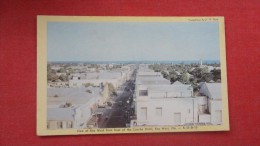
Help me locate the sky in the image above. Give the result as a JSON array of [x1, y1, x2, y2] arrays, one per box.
[[47, 21, 220, 62]]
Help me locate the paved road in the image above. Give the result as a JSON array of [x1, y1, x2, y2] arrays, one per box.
[[98, 82, 133, 128], [98, 70, 136, 128]]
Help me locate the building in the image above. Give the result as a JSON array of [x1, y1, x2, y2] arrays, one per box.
[[47, 87, 105, 129], [136, 75, 171, 85], [132, 84, 208, 126], [199, 82, 222, 125], [69, 71, 129, 88], [131, 65, 222, 127]]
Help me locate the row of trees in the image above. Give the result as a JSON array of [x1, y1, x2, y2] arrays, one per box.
[[47, 64, 69, 82], [47, 64, 124, 82], [107, 83, 117, 96], [150, 64, 221, 86]]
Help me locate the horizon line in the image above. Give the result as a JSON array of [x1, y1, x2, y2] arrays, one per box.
[[48, 59, 220, 63]]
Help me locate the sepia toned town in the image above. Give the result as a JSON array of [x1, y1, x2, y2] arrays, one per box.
[[47, 60, 222, 129]]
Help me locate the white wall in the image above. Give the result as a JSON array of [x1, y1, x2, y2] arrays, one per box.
[[133, 73, 223, 126], [47, 121, 75, 129], [135, 95, 208, 126], [136, 97, 204, 126], [209, 100, 222, 125], [199, 114, 211, 123], [193, 96, 208, 122]]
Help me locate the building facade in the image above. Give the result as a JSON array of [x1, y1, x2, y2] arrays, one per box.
[[131, 65, 222, 127], [47, 87, 104, 129]]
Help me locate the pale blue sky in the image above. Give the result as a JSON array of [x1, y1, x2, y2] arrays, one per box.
[[47, 22, 220, 62]]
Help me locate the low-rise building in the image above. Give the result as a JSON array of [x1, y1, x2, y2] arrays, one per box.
[[132, 84, 207, 126], [199, 82, 222, 125], [47, 87, 104, 129], [69, 71, 128, 88], [131, 65, 222, 127]]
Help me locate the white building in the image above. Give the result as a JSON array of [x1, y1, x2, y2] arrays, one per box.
[[136, 76, 171, 85], [132, 84, 208, 126], [131, 65, 223, 127], [47, 87, 104, 129], [69, 71, 128, 88], [199, 82, 222, 125]]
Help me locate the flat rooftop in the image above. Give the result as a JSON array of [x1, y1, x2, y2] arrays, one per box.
[[47, 107, 75, 121], [71, 72, 123, 80], [47, 87, 102, 105]]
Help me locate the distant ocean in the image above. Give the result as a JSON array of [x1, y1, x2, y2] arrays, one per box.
[[49, 60, 220, 65]]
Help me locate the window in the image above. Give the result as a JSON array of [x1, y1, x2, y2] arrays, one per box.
[[57, 121, 63, 129], [139, 90, 148, 96], [66, 121, 73, 128], [141, 107, 147, 120], [199, 104, 207, 114], [156, 107, 162, 117]]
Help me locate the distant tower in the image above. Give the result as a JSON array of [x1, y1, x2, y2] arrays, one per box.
[[200, 58, 203, 66]]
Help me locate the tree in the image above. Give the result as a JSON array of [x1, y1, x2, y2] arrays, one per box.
[[84, 83, 94, 87], [57, 68, 66, 73], [47, 73, 59, 82], [161, 71, 169, 79], [151, 64, 163, 72], [190, 67, 208, 83], [203, 73, 214, 82], [107, 83, 115, 95], [211, 69, 221, 81], [179, 73, 189, 84], [189, 77, 198, 88], [67, 68, 74, 74], [59, 74, 68, 81], [63, 102, 72, 108], [168, 71, 179, 83], [86, 89, 92, 93]]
